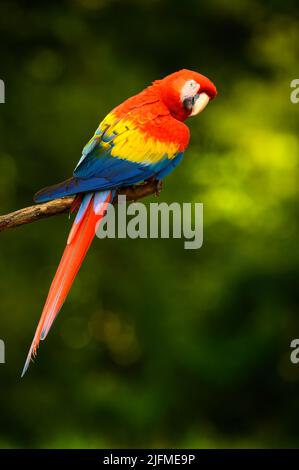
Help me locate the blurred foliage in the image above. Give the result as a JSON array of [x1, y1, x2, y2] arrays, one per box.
[[0, 0, 299, 449]]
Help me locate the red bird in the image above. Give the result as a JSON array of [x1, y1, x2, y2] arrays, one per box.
[[22, 69, 217, 376]]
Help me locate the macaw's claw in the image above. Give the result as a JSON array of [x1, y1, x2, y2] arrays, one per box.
[[154, 179, 163, 197], [146, 177, 163, 197]]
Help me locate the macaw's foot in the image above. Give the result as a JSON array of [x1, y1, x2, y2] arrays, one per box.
[[146, 177, 163, 197], [154, 179, 163, 196]]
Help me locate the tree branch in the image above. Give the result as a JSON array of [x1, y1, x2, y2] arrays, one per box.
[[0, 180, 162, 232]]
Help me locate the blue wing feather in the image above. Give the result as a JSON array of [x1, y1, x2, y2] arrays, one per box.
[[34, 117, 184, 203]]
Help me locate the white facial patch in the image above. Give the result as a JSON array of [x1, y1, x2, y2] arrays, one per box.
[[180, 79, 201, 101]]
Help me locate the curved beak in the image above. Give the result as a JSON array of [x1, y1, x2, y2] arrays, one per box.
[[190, 92, 210, 116]]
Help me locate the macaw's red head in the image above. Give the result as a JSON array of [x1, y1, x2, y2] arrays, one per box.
[[155, 69, 217, 122]]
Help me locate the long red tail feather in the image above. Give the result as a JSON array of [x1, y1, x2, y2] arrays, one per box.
[[21, 190, 113, 377]]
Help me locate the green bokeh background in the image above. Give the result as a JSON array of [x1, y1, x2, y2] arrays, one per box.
[[0, 0, 298, 448]]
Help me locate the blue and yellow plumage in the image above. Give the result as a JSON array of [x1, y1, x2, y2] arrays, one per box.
[[35, 109, 186, 202]]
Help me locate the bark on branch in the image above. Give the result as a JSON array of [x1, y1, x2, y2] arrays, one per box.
[[0, 180, 162, 232]]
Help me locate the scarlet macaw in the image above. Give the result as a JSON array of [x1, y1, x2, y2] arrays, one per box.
[[22, 69, 217, 376]]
